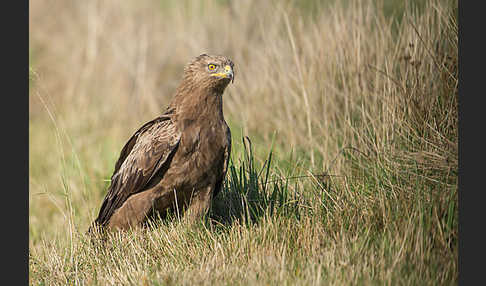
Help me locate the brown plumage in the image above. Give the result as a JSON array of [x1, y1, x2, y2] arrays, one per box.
[[91, 54, 234, 231]]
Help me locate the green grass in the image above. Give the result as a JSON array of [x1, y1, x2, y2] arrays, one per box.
[[29, 0, 457, 284], [29, 137, 457, 284], [29, 130, 457, 284]]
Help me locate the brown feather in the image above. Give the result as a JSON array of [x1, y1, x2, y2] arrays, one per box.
[[95, 114, 181, 226], [91, 54, 234, 231]]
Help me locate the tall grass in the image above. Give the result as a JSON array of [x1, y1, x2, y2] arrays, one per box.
[[29, 0, 457, 284]]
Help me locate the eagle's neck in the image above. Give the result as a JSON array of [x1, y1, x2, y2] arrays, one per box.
[[169, 83, 226, 125]]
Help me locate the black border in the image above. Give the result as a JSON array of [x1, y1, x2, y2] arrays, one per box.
[[458, 0, 478, 285], [8, 0, 29, 283]]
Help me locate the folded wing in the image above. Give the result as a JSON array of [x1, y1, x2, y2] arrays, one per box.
[[94, 115, 181, 227]]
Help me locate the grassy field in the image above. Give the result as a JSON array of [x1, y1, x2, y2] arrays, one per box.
[[29, 0, 458, 285]]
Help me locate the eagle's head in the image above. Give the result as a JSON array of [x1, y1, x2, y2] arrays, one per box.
[[181, 54, 235, 93]]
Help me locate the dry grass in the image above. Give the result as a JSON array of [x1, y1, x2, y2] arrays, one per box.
[[29, 0, 457, 285]]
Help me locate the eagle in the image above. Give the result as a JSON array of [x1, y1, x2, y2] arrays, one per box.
[[90, 54, 234, 231]]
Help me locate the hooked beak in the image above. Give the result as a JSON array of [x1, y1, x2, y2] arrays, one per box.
[[224, 65, 234, 83], [211, 65, 234, 83]]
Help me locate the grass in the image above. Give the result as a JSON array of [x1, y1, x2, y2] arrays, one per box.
[[29, 0, 457, 284]]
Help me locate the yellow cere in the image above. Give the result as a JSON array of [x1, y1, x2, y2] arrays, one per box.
[[211, 65, 232, 78]]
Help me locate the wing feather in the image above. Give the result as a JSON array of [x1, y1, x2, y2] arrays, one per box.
[[95, 115, 181, 226]]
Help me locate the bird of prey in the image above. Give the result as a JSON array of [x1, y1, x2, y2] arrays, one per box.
[[90, 54, 234, 231]]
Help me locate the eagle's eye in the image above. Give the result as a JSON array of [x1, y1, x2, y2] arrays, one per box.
[[208, 64, 217, 71]]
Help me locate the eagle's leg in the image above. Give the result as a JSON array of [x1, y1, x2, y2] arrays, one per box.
[[183, 186, 213, 223]]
